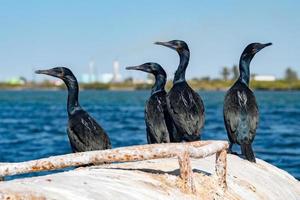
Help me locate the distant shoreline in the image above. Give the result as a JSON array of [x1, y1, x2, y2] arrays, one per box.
[[1, 80, 300, 91], [0, 88, 299, 92]]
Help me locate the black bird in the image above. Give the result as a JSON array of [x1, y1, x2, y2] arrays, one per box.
[[126, 63, 177, 143], [35, 67, 111, 152], [155, 40, 205, 142], [223, 42, 272, 162]]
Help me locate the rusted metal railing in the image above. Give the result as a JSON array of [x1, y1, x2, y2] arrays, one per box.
[[0, 140, 228, 193]]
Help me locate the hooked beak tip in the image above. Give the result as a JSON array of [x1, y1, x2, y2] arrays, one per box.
[[265, 42, 272, 47], [154, 41, 164, 45], [35, 70, 43, 74], [126, 66, 136, 70]]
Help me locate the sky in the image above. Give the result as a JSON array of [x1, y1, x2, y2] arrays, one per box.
[[0, 0, 300, 82]]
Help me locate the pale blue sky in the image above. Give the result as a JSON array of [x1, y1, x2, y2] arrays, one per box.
[[0, 0, 299, 81]]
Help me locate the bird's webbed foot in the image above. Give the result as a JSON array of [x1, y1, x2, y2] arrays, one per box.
[[227, 143, 238, 155], [228, 151, 239, 155]]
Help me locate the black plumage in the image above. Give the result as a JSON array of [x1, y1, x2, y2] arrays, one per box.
[[155, 40, 205, 142], [126, 63, 176, 143], [35, 67, 111, 152], [223, 42, 272, 162]]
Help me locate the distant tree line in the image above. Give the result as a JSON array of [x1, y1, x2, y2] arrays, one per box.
[[285, 67, 298, 81], [219, 66, 298, 81], [220, 65, 239, 81]]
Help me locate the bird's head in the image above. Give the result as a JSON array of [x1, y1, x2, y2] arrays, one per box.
[[154, 40, 189, 54], [35, 67, 76, 82], [242, 42, 272, 58], [126, 62, 166, 77]]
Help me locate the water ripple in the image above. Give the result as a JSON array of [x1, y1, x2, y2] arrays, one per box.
[[0, 90, 299, 180]]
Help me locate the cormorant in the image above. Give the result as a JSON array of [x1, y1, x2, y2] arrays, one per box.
[[155, 40, 205, 142], [126, 63, 177, 143], [223, 42, 272, 162], [35, 67, 111, 152]]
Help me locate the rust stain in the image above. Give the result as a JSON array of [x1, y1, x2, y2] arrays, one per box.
[[124, 154, 131, 160], [0, 191, 46, 200]]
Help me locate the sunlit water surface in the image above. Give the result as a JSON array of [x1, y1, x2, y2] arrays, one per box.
[[0, 90, 299, 180]]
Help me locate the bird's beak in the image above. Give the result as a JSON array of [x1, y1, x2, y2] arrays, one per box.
[[255, 42, 272, 53], [126, 64, 151, 73], [126, 65, 143, 71], [154, 41, 176, 49], [35, 69, 60, 78], [263, 42, 272, 48], [35, 69, 51, 75]]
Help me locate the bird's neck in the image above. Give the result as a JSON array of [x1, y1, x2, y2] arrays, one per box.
[[174, 50, 190, 84], [64, 77, 81, 116], [238, 54, 253, 86], [151, 74, 166, 95]]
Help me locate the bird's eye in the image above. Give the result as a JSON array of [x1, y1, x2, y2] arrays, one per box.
[[60, 69, 65, 77]]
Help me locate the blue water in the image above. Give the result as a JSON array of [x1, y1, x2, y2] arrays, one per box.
[[0, 90, 299, 180]]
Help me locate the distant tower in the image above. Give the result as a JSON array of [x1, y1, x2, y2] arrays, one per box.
[[112, 60, 122, 82], [89, 60, 96, 83], [32, 67, 36, 83]]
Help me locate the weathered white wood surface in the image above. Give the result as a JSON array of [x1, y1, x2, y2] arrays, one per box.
[[0, 154, 299, 200]]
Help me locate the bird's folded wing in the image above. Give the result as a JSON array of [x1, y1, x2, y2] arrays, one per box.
[[168, 89, 204, 135], [68, 113, 111, 151], [145, 99, 169, 143]]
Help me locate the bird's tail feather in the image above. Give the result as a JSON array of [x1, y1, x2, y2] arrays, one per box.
[[241, 143, 256, 162]]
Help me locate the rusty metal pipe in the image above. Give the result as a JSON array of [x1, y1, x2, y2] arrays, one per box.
[[0, 140, 228, 186]]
